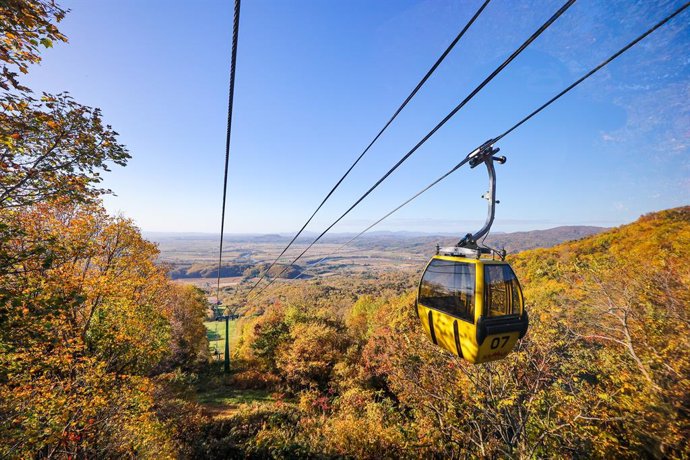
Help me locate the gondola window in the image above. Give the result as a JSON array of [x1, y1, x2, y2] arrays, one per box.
[[419, 260, 475, 322], [484, 264, 522, 317]]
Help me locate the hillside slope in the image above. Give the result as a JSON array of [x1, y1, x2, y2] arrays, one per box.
[[488, 225, 605, 252], [334, 225, 606, 254], [191, 207, 689, 458], [509, 206, 690, 456]]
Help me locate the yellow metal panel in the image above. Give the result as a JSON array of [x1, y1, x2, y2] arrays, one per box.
[[475, 259, 485, 320], [476, 331, 520, 363], [432, 310, 457, 356], [416, 303, 434, 344], [455, 317, 479, 363], [431, 255, 481, 264]]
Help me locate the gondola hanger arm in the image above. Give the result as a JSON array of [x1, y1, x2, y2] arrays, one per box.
[[458, 141, 505, 245]]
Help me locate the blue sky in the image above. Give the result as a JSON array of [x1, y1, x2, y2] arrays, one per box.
[[23, 0, 690, 235]]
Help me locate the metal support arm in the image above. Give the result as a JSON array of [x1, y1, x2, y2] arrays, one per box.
[[457, 143, 506, 248]]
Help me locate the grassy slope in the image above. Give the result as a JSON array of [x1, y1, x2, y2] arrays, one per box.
[[204, 319, 239, 360]]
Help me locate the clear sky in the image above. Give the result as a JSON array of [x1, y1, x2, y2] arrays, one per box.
[[23, 0, 690, 235]]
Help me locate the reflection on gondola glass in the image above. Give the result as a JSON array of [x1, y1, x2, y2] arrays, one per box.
[[419, 259, 475, 322], [484, 264, 522, 317]]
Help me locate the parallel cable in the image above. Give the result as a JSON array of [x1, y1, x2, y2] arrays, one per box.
[[274, 0, 690, 280], [249, 0, 576, 298], [216, 0, 242, 304], [494, 0, 689, 143], [247, 0, 492, 293]]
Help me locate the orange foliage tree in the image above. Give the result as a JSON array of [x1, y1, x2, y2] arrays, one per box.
[[0, 3, 210, 454], [0, 202, 210, 456]]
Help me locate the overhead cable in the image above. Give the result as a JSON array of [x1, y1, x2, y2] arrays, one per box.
[[247, 0, 493, 293], [249, 0, 576, 298], [280, 0, 690, 279], [216, 0, 242, 304]]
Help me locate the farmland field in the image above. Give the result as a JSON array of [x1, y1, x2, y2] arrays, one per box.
[[150, 226, 606, 289]]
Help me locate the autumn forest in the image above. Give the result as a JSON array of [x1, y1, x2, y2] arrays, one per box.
[[1, 1, 689, 459]]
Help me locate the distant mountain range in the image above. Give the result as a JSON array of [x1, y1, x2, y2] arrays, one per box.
[[158, 225, 608, 280], [484, 226, 608, 253], [305, 225, 608, 255], [146, 226, 607, 251]]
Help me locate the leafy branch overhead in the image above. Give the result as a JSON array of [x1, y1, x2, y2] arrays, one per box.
[[0, 0, 67, 91], [0, 92, 130, 208]]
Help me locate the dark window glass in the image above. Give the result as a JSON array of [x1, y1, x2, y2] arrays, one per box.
[[419, 259, 475, 322], [484, 264, 522, 317]]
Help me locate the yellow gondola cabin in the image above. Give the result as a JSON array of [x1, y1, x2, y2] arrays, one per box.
[[415, 142, 528, 363], [416, 251, 528, 364]]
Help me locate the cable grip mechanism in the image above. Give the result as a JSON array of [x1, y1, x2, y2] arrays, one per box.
[[438, 140, 507, 259]]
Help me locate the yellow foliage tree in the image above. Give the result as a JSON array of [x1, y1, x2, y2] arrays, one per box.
[[0, 202, 208, 457]]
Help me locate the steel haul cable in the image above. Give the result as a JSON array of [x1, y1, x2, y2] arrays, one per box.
[[216, 0, 242, 305], [247, 0, 493, 293], [280, 0, 690, 280], [249, 0, 576, 299]]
